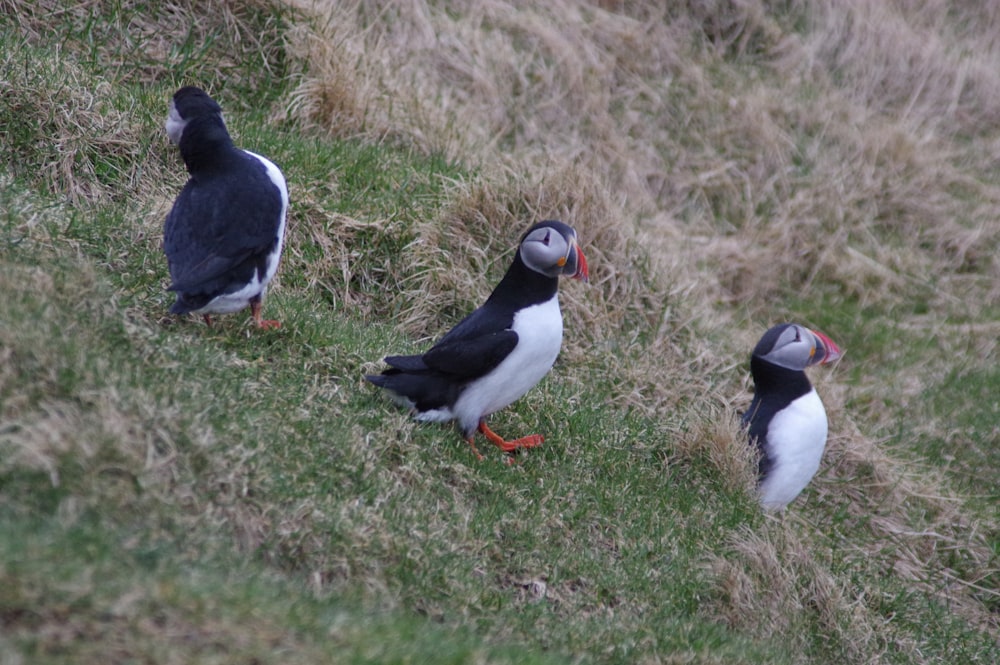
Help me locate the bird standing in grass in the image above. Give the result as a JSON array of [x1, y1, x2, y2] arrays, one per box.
[[743, 323, 842, 509], [366, 220, 589, 460], [163, 86, 288, 328]]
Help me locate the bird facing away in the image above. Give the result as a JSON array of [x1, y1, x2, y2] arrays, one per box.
[[742, 323, 842, 510], [163, 86, 288, 328], [366, 220, 589, 460]]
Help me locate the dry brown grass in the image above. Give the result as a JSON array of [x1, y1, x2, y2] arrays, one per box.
[[4, 0, 290, 207], [0, 54, 141, 203], [672, 406, 760, 498], [286, 0, 1000, 306], [710, 522, 889, 664]]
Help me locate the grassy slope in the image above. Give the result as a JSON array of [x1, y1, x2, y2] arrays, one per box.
[[2, 1, 998, 664]]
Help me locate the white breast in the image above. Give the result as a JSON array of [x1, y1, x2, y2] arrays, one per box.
[[451, 296, 563, 433], [758, 389, 828, 510]]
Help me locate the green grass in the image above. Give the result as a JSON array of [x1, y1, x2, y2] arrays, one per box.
[[0, 197, 774, 662], [2, 2, 999, 664], [0, 515, 584, 665]]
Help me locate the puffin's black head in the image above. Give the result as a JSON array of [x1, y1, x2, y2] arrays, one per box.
[[165, 86, 225, 145], [518, 220, 589, 281], [752, 323, 842, 371]]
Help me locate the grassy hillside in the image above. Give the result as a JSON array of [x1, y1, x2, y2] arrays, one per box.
[[2, 1, 997, 663]]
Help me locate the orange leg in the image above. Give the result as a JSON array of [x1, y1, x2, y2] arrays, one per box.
[[202, 314, 213, 326], [464, 436, 485, 462], [251, 300, 281, 329], [477, 421, 544, 454]]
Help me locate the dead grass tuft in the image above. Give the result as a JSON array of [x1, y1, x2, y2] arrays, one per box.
[[672, 405, 759, 498], [709, 523, 890, 663], [0, 259, 175, 517], [278, 9, 376, 139], [279, 0, 457, 147], [817, 421, 999, 628], [391, 165, 643, 346], [0, 50, 144, 204], [3, 0, 290, 204], [277, 0, 1000, 320]]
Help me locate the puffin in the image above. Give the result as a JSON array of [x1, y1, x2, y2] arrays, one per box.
[[742, 323, 842, 510], [162, 86, 289, 328], [366, 220, 589, 460]]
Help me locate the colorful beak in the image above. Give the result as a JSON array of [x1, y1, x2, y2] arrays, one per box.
[[809, 329, 842, 365], [564, 240, 589, 282]]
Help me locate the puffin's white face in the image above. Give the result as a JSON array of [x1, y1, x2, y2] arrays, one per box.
[[519, 225, 588, 280], [755, 323, 841, 371], [165, 101, 186, 145]]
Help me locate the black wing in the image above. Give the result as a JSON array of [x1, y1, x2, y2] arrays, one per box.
[[742, 394, 778, 479], [380, 329, 517, 379], [164, 154, 282, 294], [421, 330, 518, 378], [418, 302, 518, 378], [366, 329, 517, 413], [365, 300, 519, 409]]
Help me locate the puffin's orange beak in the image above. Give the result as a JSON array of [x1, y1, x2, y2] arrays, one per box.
[[809, 329, 842, 365], [569, 241, 589, 282]]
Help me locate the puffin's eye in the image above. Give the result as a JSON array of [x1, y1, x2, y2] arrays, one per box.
[[542, 231, 550, 245]]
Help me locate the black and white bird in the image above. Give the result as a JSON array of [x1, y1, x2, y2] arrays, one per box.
[[742, 323, 842, 510], [163, 86, 288, 328], [366, 220, 589, 460]]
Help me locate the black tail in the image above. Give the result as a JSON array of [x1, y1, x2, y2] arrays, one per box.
[[364, 369, 457, 413], [364, 372, 395, 388], [169, 291, 214, 314]]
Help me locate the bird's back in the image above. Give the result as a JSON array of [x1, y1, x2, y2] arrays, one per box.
[[164, 150, 284, 301]]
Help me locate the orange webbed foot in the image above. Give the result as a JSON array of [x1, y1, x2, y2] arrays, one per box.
[[477, 421, 544, 454], [250, 300, 280, 329]]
